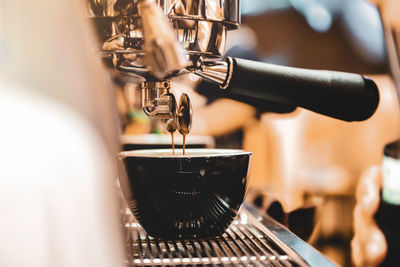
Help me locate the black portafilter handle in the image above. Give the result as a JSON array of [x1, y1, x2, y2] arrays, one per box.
[[222, 57, 380, 122]]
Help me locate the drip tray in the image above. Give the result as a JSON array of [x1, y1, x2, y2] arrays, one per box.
[[123, 204, 335, 267]]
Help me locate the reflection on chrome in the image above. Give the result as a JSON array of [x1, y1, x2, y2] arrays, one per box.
[[87, 0, 239, 72], [86, 0, 239, 119]]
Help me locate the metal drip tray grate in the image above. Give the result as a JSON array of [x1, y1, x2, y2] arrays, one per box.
[[123, 207, 310, 267]]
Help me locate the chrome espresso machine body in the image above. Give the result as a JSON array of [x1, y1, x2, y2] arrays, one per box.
[[87, 0, 241, 132], [87, 0, 379, 127]]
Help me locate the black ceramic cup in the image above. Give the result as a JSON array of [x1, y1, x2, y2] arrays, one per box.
[[119, 148, 252, 239]]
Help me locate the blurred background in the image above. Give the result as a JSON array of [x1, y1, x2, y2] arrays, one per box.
[[1, 0, 399, 266]]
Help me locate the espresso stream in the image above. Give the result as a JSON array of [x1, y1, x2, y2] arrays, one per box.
[[182, 133, 186, 155], [169, 133, 187, 155], [170, 133, 175, 155]]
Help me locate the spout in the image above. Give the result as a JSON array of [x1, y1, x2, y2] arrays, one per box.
[[141, 80, 176, 119]]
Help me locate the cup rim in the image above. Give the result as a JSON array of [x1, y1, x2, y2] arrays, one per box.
[[119, 148, 252, 159], [120, 134, 215, 146]]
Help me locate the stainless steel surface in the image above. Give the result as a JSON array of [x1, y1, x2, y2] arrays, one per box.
[[244, 205, 337, 267], [88, 0, 239, 62], [177, 93, 192, 135], [122, 203, 336, 267], [86, 0, 241, 120], [141, 81, 176, 118], [86, 0, 237, 121], [123, 211, 303, 266], [138, 0, 188, 78], [87, 0, 240, 25], [167, 0, 240, 28], [195, 57, 232, 89], [164, 98, 178, 135], [165, 118, 178, 133], [195, 59, 230, 87]]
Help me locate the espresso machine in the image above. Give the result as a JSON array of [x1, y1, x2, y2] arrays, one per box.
[[87, 0, 379, 138], [85, 1, 377, 266]]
